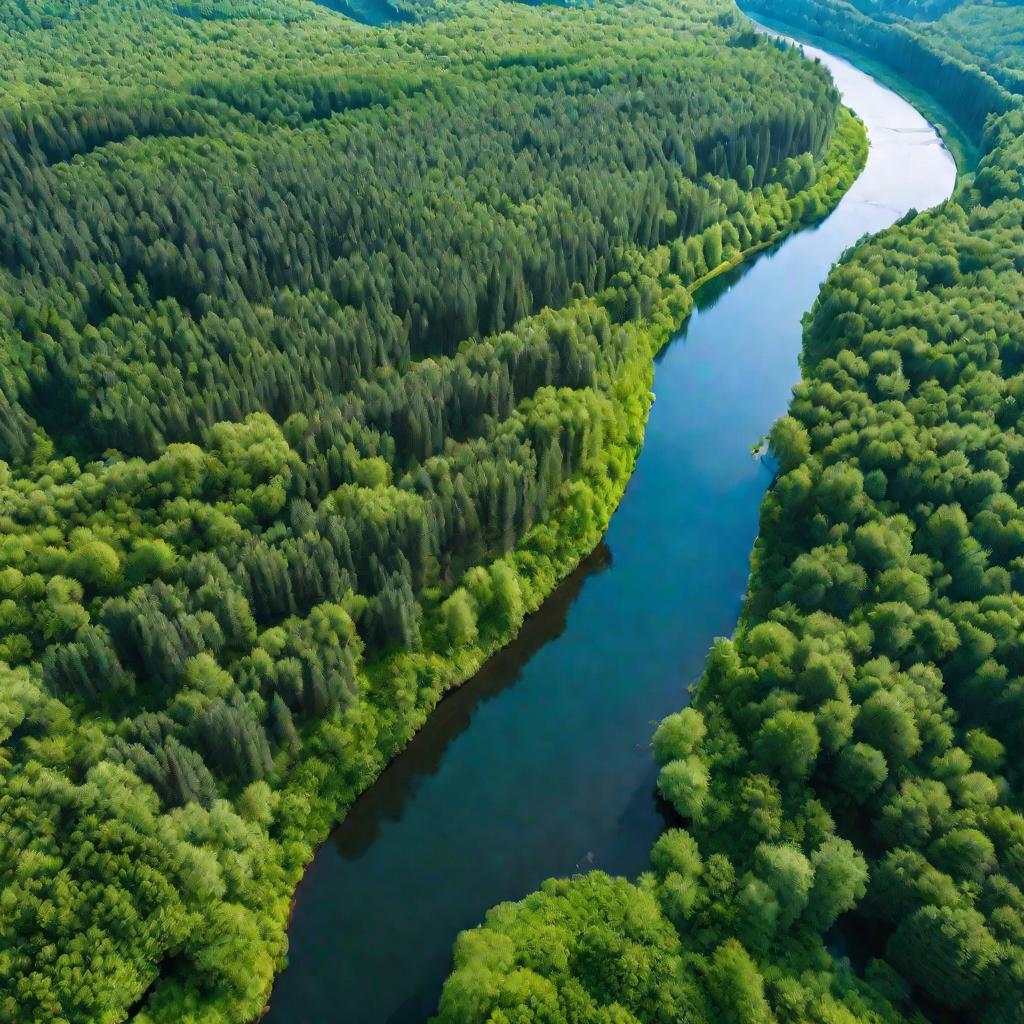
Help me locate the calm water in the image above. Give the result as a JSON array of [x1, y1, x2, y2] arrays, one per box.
[[264, 33, 955, 1024]]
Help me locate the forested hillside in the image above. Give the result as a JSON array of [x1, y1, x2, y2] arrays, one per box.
[[743, 0, 1018, 142], [0, 0, 865, 1020], [921, 2, 1024, 87], [430, 4, 1024, 1024], [754, 0, 1024, 96]]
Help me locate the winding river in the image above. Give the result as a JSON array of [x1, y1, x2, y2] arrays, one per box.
[[264, 30, 956, 1024]]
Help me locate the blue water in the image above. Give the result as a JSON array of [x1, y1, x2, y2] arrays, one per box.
[[315, 0, 413, 25], [263, 33, 956, 1024]]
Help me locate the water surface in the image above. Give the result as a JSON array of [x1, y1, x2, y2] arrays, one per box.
[[264, 33, 955, 1024]]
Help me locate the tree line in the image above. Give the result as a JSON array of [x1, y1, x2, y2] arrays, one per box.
[[0, 0, 865, 1021], [430, 6, 1024, 1024]]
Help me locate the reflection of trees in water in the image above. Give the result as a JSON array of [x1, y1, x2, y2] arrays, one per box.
[[332, 542, 613, 861]]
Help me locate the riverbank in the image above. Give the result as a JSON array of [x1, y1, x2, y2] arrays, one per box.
[[426, 24, 961, 1024], [746, 6, 977, 173], [262, 35, 960, 1022], [255, 107, 868, 1024], [0, 4, 953, 1023]]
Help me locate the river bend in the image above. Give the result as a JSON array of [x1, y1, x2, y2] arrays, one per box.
[[264, 31, 956, 1024]]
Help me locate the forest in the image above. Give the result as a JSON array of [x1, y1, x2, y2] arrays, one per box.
[[429, 2, 1024, 1024], [0, 0, 868, 1020]]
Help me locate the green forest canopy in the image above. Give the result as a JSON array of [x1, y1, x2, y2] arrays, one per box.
[[430, 2, 1024, 1024], [0, 0, 866, 1020]]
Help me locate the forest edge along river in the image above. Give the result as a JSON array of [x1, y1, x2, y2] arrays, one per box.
[[262, 26, 956, 1024]]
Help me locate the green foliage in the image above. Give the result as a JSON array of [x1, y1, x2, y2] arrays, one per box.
[[888, 905, 1000, 1007], [914, 2, 1024, 93], [434, 873, 705, 1024], [753, 709, 821, 778], [651, 707, 706, 763], [806, 836, 868, 929], [704, 940, 776, 1024], [0, 0, 870, 1020], [441, 589, 479, 648], [435, 5, 1024, 1024], [658, 756, 711, 818], [747, 0, 1014, 148]]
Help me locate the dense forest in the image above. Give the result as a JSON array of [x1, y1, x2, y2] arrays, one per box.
[[767, 0, 1024, 94], [0, 0, 867, 1020], [430, 3, 1024, 1024], [920, 2, 1024, 86], [744, 0, 1018, 134]]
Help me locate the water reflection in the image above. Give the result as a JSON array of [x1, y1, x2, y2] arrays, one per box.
[[264, 34, 954, 1024], [332, 543, 613, 861]]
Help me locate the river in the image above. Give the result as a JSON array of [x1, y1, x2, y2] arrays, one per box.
[[263, 29, 956, 1024]]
